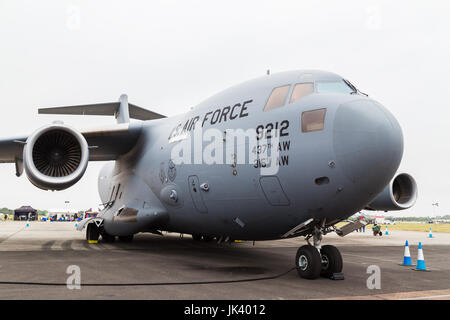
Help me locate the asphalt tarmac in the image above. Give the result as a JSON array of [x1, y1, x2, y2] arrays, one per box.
[[0, 221, 449, 299]]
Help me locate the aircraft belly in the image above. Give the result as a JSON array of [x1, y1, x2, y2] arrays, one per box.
[[164, 172, 298, 240], [166, 200, 296, 240]]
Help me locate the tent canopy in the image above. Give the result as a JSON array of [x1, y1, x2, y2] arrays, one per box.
[[14, 206, 37, 213]]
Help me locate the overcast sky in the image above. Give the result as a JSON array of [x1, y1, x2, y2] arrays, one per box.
[[0, 0, 449, 217]]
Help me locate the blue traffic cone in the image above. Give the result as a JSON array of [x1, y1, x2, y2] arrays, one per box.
[[385, 225, 389, 235], [415, 242, 427, 271], [428, 227, 433, 238], [402, 240, 413, 266]]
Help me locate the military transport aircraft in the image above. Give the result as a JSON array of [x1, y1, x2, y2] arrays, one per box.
[[0, 70, 417, 279]]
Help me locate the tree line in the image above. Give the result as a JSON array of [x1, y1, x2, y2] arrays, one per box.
[[0, 207, 48, 216]]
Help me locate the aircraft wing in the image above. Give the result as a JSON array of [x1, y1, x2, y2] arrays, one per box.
[[79, 123, 143, 161], [0, 94, 164, 164], [0, 122, 144, 165], [0, 94, 162, 190], [0, 135, 27, 164]]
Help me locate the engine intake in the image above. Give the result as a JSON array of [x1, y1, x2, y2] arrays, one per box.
[[23, 123, 89, 190], [365, 173, 418, 211]]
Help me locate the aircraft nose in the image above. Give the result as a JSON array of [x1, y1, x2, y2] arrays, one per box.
[[333, 99, 403, 193]]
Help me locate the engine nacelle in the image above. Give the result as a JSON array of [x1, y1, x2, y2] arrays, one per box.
[[23, 123, 89, 191], [365, 173, 418, 211]]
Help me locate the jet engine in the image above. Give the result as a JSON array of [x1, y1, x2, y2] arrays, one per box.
[[365, 173, 418, 211], [23, 123, 89, 190]]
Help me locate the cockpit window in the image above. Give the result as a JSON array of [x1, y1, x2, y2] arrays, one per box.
[[263, 85, 290, 111], [289, 83, 314, 104], [302, 108, 326, 132], [316, 80, 354, 94]]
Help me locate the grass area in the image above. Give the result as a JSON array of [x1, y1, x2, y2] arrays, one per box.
[[336, 222, 450, 233]]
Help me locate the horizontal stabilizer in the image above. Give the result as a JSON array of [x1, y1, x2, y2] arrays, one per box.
[[38, 94, 166, 123]]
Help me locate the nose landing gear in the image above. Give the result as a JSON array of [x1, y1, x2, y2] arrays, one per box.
[[295, 224, 343, 280]]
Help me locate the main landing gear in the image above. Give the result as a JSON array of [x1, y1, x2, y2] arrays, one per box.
[[86, 223, 134, 243], [86, 223, 99, 242], [295, 225, 343, 280]]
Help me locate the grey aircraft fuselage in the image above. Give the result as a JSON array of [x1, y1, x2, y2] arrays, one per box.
[[96, 70, 403, 240]]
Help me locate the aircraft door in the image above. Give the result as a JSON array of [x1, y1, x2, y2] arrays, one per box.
[[188, 175, 208, 213]]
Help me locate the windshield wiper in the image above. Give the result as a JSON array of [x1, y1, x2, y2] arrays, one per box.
[[343, 79, 358, 94], [344, 79, 368, 96]]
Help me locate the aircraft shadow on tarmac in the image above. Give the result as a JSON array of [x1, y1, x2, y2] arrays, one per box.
[[40, 233, 291, 278]]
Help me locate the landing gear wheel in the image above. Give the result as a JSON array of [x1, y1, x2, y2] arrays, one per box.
[[86, 223, 99, 242], [192, 234, 202, 241], [295, 245, 322, 279], [101, 232, 116, 243], [320, 245, 343, 278], [118, 235, 134, 242]]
